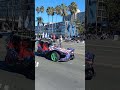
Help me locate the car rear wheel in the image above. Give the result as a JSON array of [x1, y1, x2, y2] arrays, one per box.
[[50, 51, 60, 62]]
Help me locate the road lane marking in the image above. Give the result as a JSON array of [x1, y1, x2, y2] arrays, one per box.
[[87, 44, 120, 49], [35, 61, 39, 67]]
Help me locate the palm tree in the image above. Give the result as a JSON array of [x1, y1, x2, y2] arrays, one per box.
[[50, 7, 55, 33], [55, 5, 61, 22], [46, 7, 52, 33], [74, 19, 84, 35], [69, 2, 78, 22], [40, 6, 44, 17], [36, 17, 43, 32], [68, 2, 78, 37], [60, 4, 68, 21], [46, 7, 51, 23], [36, 7, 40, 16], [60, 4, 68, 36]]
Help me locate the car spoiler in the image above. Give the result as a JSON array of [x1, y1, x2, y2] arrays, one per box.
[[67, 48, 75, 52]]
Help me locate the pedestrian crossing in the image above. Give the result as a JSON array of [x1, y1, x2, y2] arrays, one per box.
[[0, 84, 9, 90]]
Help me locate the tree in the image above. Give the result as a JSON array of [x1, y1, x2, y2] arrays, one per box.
[[60, 4, 68, 21], [46, 7, 51, 23], [36, 17, 43, 31], [69, 2, 78, 22], [60, 4, 68, 35], [36, 7, 40, 14], [55, 5, 61, 22], [74, 19, 84, 35], [50, 7, 55, 33], [40, 6, 44, 17]]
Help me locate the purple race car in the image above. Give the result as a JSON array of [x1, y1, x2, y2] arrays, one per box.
[[36, 39, 75, 62]]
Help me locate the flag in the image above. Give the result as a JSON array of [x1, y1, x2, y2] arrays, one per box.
[[45, 33, 48, 38], [42, 32, 45, 38], [18, 16, 22, 28], [24, 16, 29, 28]]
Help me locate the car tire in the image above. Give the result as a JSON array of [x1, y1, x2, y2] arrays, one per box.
[[70, 55, 75, 60], [50, 51, 60, 62]]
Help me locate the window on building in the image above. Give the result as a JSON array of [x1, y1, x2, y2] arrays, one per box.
[[102, 18, 107, 21], [102, 11, 107, 17], [98, 10, 102, 16], [97, 17, 101, 22]]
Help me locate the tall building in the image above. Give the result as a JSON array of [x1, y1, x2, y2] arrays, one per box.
[[85, 0, 108, 32], [0, 0, 34, 31]]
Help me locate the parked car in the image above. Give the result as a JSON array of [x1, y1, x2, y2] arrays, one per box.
[[36, 39, 75, 62]]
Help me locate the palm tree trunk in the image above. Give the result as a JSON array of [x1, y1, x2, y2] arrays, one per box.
[[52, 16, 53, 33], [48, 15, 50, 31], [56, 15, 57, 30]]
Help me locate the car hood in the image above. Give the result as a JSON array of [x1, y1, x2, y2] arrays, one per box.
[[49, 46, 74, 53]]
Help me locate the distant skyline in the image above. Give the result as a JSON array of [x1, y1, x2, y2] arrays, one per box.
[[35, 0, 85, 26]]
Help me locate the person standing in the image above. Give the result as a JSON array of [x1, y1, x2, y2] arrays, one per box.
[[59, 35, 62, 48]]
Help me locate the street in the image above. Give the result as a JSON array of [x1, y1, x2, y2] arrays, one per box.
[[86, 40, 120, 90], [35, 41, 85, 90]]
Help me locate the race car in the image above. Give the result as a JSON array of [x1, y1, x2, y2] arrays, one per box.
[[36, 39, 75, 62], [3, 35, 35, 80]]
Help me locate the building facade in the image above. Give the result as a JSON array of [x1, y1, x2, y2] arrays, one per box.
[[0, 0, 34, 31], [36, 21, 77, 37], [85, 0, 108, 33]]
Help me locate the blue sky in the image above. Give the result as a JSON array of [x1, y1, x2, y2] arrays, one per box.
[[35, 0, 85, 26]]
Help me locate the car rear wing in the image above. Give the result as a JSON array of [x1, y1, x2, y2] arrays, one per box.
[[67, 48, 75, 53]]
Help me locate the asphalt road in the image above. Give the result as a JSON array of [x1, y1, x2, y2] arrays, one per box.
[[86, 40, 120, 90], [35, 41, 85, 90]]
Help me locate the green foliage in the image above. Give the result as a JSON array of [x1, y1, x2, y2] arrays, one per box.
[[40, 6, 44, 13], [36, 2, 79, 23], [36, 7, 40, 13], [46, 7, 51, 16], [74, 19, 84, 34], [36, 17, 43, 24], [69, 2, 78, 15]]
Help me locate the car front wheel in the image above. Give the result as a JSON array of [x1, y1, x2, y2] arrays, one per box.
[[50, 51, 60, 62]]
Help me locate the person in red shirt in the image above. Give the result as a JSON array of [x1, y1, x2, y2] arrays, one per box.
[[19, 39, 34, 61], [42, 42, 49, 51]]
